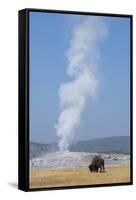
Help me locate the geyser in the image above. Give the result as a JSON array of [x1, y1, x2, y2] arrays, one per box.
[[55, 16, 108, 152]]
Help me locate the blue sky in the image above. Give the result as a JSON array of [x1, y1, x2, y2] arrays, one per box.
[[29, 11, 130, 144]]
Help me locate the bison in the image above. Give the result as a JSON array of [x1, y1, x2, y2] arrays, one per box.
[[88, 155, 105, 173]]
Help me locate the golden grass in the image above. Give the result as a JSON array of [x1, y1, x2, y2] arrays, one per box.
[[29, 164, 130, 189]]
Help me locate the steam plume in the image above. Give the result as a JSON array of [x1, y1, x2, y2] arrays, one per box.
[[55, 17, 108, 152]]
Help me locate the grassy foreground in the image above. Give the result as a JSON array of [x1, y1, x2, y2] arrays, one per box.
[[29, 164, 130, 189]]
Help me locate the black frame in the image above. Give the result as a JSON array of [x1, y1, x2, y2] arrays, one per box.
[[18, 8, 133, 192]]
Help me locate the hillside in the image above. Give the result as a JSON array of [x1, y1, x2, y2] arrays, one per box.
[[30, 136, 130, 159]]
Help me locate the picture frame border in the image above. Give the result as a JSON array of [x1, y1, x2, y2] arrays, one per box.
[[18, 8, 133, 192]]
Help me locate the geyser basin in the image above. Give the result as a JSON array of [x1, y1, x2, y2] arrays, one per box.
[[30, 152, 130, 168]]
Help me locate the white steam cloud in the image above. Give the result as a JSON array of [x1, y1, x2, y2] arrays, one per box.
[[55, 17, 108, 152]]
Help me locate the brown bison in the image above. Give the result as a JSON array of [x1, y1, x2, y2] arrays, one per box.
[[88, 155, 105, 173]]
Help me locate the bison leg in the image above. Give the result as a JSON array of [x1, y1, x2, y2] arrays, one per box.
[[95, 166, 98, 172], [102, 163, 105, 172], [99, 166, 102, 172]]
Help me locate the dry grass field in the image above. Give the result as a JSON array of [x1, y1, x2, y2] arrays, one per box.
[[29, 163, 130, 189]]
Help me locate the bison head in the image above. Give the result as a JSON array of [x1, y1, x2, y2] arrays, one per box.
[[88, 164, 93, 172]]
